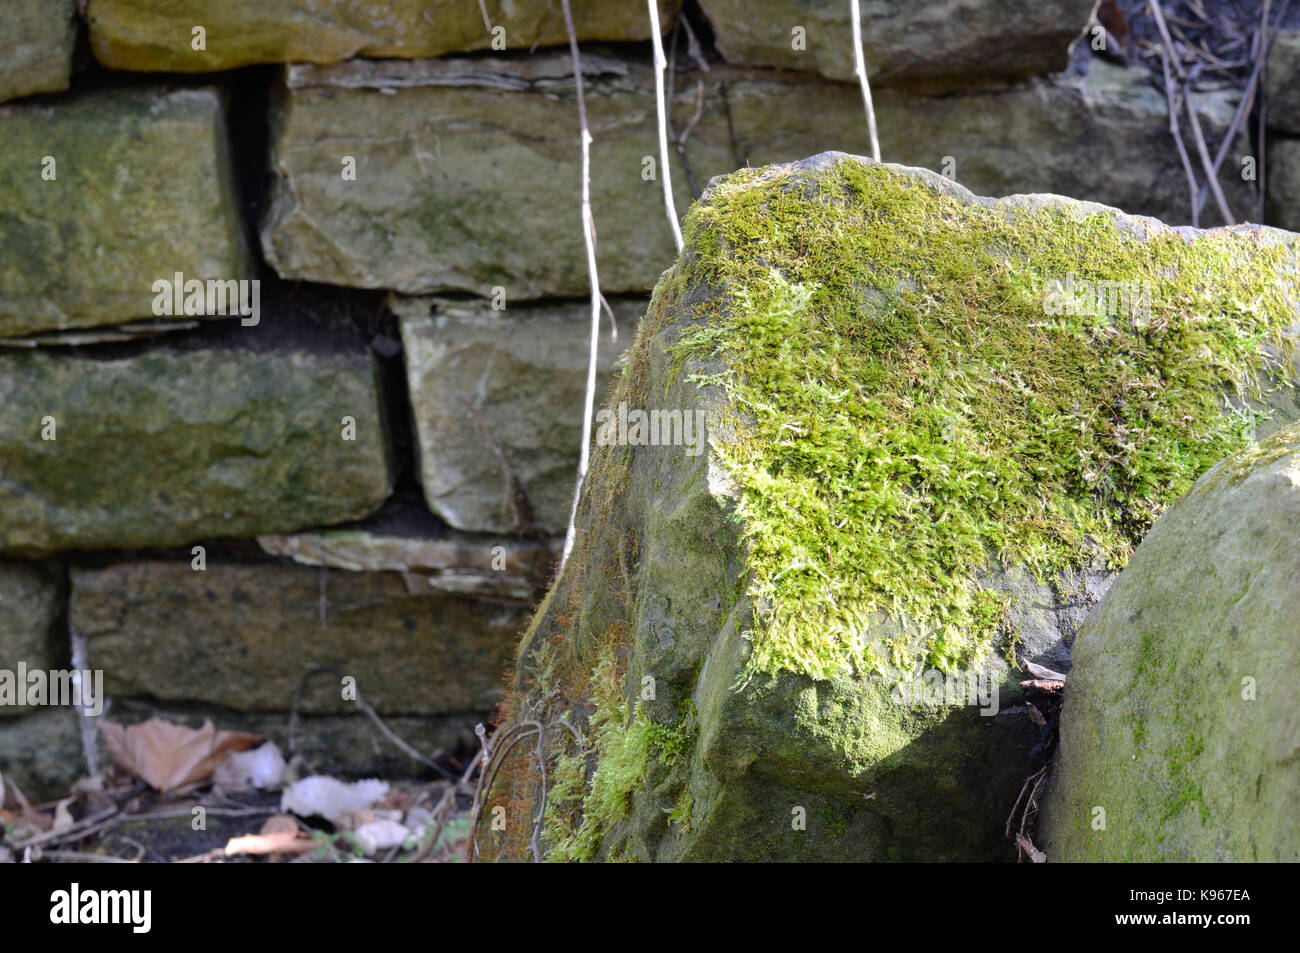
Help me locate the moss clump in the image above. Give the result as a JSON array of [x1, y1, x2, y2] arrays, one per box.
[[540, 639, 698, 862], [672, 157, 1296, 681]]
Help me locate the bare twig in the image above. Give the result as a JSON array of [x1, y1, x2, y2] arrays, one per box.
[[648, 0, 683, 253], [288, 664, 455, 779], [1159, 47, 1202, 226], [559, 0, 603, 572], [1188, 0, 1289, 221], [1185, 89, 1236, 223], [850, 0, 882, 162], [1150, 1, 1233, 223]]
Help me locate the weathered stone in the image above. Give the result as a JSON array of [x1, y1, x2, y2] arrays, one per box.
[[0, 87, 252, 337], [485, 154, 1300, 862], [392, 295, 636, 534], [1042, 423, 1300, 861], [0, 0, 78, 104], [0, 707, 85, 799], [1267, 137, 1300, 233], [87, 0, 679, 72], [0, 561, 65, 717], [258, 522, 550, 603], [262, 56, 1250, 299], [1, 319, 203, 350], [695, 0, 1093, 84], [0, 312, 393, 555], [71, 556, 526, 715], [1266, 29, 1300, 135]]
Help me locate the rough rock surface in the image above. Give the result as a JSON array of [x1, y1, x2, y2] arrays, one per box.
[[0, 87, 252, 337], [258, 525, 549, 603], [0, 561, 65, 717], [696, 0, 1093, 84], [393, 295, 636, 534], [0, 317, 393, 554], [261, 56, 1250, 299], [0, 0, 78, 104], [1267, 137, 1300, 233], [87, 0, 679, 71], [1041, 423, 1300, 861], [71, 556, 526, 714], [484, 154, 1300, 862], [1266, 30, 1300, 135]]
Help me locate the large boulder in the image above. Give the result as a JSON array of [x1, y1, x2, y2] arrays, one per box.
[[695, 0, 1093, 84], [86, 0, 679, 72], [1, 0, 78, 104], [0, 305, 393, 554], [1040, 422, 1300, 862], [0, 87, 253, 337], [481, 153, 1300, 862], [71, 554, 526, 715], [392, 295, 637, 535], [261, 55, 1250, 299]]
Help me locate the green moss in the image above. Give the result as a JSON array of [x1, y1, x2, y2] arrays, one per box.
[[671, 158, 1297, 681], [541, 640, 699, 862]]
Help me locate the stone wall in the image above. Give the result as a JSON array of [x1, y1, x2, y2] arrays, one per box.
[[2, 0, 1297, 799]]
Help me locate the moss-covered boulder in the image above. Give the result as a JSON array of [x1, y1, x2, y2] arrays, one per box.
[[261, 55, 1250, 300], [696, 0, 1092, 85], [0, 87, 252, 337], [481, 153, 1300, 862], [86, 0, 679, 72], [0, 318, 393, 555], [392, 295, 636, 535], [1040, 423, 1300, 862], [1, 0, 78, 104], [71, 555, 526, 715]]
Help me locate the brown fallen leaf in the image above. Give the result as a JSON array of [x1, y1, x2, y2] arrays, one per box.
[[99, 718, 263, 792], [225, 831, 316, 857]]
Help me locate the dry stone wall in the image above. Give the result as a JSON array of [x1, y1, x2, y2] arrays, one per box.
[[1, 0, 1298, 801]]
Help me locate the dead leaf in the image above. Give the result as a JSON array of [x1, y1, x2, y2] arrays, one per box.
[[99, 718, 263, 792], [52, 799, 75, 832], [280, 776, 388, 825], [212, 741, 286, 796], [224, 831, 315, 857]]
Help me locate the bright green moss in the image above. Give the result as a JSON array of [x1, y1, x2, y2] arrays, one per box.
[[542, 641, 698, 862], [672, 158, 1297, 682]]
